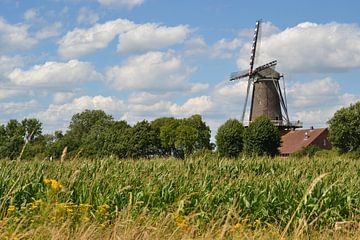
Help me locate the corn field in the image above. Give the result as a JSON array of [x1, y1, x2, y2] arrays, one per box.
[[0, 154, 359, 239]]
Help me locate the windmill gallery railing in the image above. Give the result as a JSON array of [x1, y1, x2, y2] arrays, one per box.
[[242, 120, 303, 128]]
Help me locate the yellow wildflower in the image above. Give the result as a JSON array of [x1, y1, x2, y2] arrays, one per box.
[[234, 223, 242, 229], [7, 205, 16, 213], [43, 178, 63, 190]]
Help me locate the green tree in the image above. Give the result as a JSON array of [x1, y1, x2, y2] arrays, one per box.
[[328, 101, 360, 153], [184, 115, 212, 151], [102, 120, 131, 158], [244, 116, 281, 156], [62, 109, 114, 156], [151, 117, 180, 156], [175, 122, 197, 157], [128, 120, 160, 158], [216, 119, 244, 158]]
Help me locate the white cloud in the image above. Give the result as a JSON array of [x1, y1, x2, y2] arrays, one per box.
[[0, 100, 38, 114], [237, 22, 360, 73], [106, 51, 193, 92], [170, 96, 214, 117], [190, 83, 209, 93], [0, 55, 23, 79], [35, 22, 62, 40], [97, 0, 144, 9], [0, 17, 37, 52], [58, 18, 136, 58], [213, 80, 248, 104], [288, 77, 340, 108], [8, 60, 102, 87], [0, 88, 24, 100], [118, 23, 190, 53], [183, 37, 209, 56], [36, 95, 126, 127], [24, 9, 37, 21], [212, 38, 241, 59], [53, 91, 77, 104], [128, 91, 170, 104], [77, 7, 99, 25]]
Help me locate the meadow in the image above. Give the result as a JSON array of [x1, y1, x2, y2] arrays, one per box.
[[0, 154, 359, 239]]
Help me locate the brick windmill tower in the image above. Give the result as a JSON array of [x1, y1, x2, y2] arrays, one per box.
[[230, 20, 302, 130]]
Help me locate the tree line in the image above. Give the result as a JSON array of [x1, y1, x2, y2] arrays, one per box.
[[0, 101, 358, 160], [0, 109, 282, 160], [0, 110, 213, 160]]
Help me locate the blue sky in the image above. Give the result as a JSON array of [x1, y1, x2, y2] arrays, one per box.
[[0, 0, 359, 136]]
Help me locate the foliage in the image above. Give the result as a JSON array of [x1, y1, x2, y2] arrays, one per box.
[[328, 101, 360, 153], [127, 120, 161, 158], [0, 118, 45, 160], [215, 119, 244, 157], [290, 145, 322, 158], [244, 116, 281, 156], [0, 155, 360, 238]]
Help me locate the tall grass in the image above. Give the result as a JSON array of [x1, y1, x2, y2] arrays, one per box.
[[0, 155, 359, 239]]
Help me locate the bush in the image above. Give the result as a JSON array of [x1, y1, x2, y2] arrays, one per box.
[[243, 116, 280, 156], [328, 101, 360, 153], [290, 145, 321, 158], [215, 119, 244, 158]]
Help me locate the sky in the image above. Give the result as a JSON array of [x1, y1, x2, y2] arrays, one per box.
[[0, 0, 359, 137]]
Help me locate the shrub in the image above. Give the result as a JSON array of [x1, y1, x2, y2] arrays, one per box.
[[215, 119, 244, 158], [243, 116, 280, 156]]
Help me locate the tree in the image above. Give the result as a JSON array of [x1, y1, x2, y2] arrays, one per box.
[[184, 115, 212, 151], [328, 101, 360, 153], [216, 119, 244, 158], [175, 122, 197, 157], [244, 116, 281, 156], [64, 109, 114, 156], [127, 120, 160, 158], [0, 118, 45, 159], [151, 117, 180, 156], [102, 120, 131, 158], [1, 119, 24, 159]]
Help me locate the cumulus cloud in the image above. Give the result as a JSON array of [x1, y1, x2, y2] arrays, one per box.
[[8, 60, 102, 87], [170, 96, 214, 117], [106, 51, 193, 92], [97, 0, 144, 9], [35, 22, 62, 40], [53, 91, 77, 104], [37, 95, 126, 127], [288, 77, 341, 108], [0, 88, 24, 100], [24, 9, 38, 21], [212, 38, 241, 59], [213, 80, 248, 104], [0, 100, 38, 114], [117, 23, 190, 53], [0, 17, 37, 52], [77, 7, 99, 25], [0, 55, 24, 79], [183, 37, 209, 56], [284, 77, 359, 126], [237, 22, 360, 73], [58, 19, 136, 58], [128, 91, 170, 104]]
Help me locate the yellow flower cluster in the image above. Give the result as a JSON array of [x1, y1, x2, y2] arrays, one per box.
[[43, 178, 63, 190], [174, 212, 190, 232], [7, 205, 16, 213]]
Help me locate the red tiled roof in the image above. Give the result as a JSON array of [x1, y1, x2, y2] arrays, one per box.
[[279, 128, 330, 155]]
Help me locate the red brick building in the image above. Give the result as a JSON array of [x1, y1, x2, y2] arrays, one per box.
[[279, 128, 332, 156]]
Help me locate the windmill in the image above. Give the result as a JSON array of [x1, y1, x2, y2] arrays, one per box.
[[230, 20, 302, 130]]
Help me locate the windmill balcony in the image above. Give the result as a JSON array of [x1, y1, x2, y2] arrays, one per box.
[[243, 120, 303, 128]]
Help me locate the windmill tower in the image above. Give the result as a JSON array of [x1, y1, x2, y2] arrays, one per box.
[[230, 20, 302, 130]]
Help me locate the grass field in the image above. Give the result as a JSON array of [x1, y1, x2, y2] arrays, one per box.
[[0, 154, 359, 239]]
